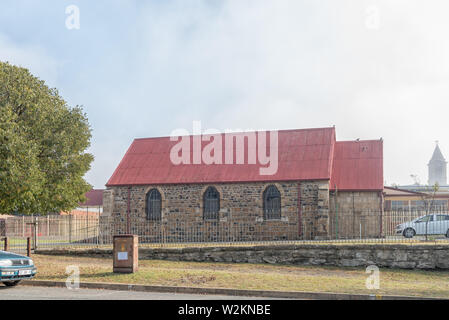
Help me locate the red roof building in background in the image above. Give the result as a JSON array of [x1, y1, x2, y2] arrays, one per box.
[[60, 189, 104, 216], [106, 127, 383, 191], [79, 189, 104, 207]]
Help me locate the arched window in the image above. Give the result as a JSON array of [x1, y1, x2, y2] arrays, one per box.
[[263, 185, 281, 220], [203, 186, 220, 220], [146, 189, 162, 220]]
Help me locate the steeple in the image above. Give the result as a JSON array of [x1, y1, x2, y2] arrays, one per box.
[[428, 142, 447, 186]]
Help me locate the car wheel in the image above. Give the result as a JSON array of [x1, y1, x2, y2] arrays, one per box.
[[3, 281, 20, 287], [403, 228, 415, 239]]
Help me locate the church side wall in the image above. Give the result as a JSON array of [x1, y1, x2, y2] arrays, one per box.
[[104, 180, 330, 241], [329, 191, 383, 238]]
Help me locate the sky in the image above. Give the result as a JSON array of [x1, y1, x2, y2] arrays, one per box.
[[1, 0, 449, 188]]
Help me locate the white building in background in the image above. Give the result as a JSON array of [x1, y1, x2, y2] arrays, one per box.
[[428, 143, 447, 187]]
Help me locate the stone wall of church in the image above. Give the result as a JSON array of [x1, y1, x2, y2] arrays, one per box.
[[299, 181, 330, 240], [103, 180, 331, 241], [328, 191, 383, 238]]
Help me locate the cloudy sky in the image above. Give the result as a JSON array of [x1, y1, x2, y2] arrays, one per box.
[[1, 0, 448, 188]]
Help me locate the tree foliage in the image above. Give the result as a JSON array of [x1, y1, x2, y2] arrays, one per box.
[[0, 61, 93, 214]]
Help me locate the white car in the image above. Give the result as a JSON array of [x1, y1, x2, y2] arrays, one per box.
[[396, 214, 449, 238]]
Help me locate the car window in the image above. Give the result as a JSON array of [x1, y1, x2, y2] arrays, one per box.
[[417, 215, 434, 222], [436, 215, 449, 221]]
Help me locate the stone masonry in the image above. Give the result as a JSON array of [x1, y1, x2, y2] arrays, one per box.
[[328, 191, 383, 238], [37, 244, 449, 270], [103, 180, 331, 240]]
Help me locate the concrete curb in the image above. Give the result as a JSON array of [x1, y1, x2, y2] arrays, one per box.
[[21, 280, 441, 300]]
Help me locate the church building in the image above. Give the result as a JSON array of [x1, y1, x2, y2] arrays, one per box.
[[103, 127, 384, 240]]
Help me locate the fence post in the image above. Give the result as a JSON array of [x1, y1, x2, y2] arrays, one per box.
[[34, 216, 38, 250], [360, 222, 362, 240], [96, 213, 99, 246], [69, 215, 73, 243], [27, 237, 31, 257], [87, 207, 89, 242], [3, 237, 8, 251]]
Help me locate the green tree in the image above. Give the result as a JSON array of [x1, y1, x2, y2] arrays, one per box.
[[0, 61, 93, 214]]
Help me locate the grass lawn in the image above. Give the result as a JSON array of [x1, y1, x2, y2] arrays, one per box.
[[31, 254, 449, 298]]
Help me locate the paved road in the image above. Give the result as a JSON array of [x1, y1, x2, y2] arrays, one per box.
[[0, 285, 274, 300]]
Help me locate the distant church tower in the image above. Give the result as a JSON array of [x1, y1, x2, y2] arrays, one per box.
[[428, 142, 447, 186]]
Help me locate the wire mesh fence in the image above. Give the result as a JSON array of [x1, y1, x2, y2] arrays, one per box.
[[2, 215, 102, 254], [2, 209, 449, 254]]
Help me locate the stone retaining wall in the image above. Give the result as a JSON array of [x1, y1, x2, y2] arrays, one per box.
[[36, 244, 449, 269]]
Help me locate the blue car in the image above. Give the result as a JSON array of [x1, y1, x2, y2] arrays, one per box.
[[0, 250, 37, 287]]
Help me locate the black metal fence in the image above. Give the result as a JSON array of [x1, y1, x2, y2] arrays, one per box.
[[2, 210, 449, 253], [0, 219, 5, 237]]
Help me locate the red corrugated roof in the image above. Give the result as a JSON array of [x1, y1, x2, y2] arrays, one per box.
[[106, 127, 383, 191], [329, 140, 383, 191], [106, 127, 336, 186]]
